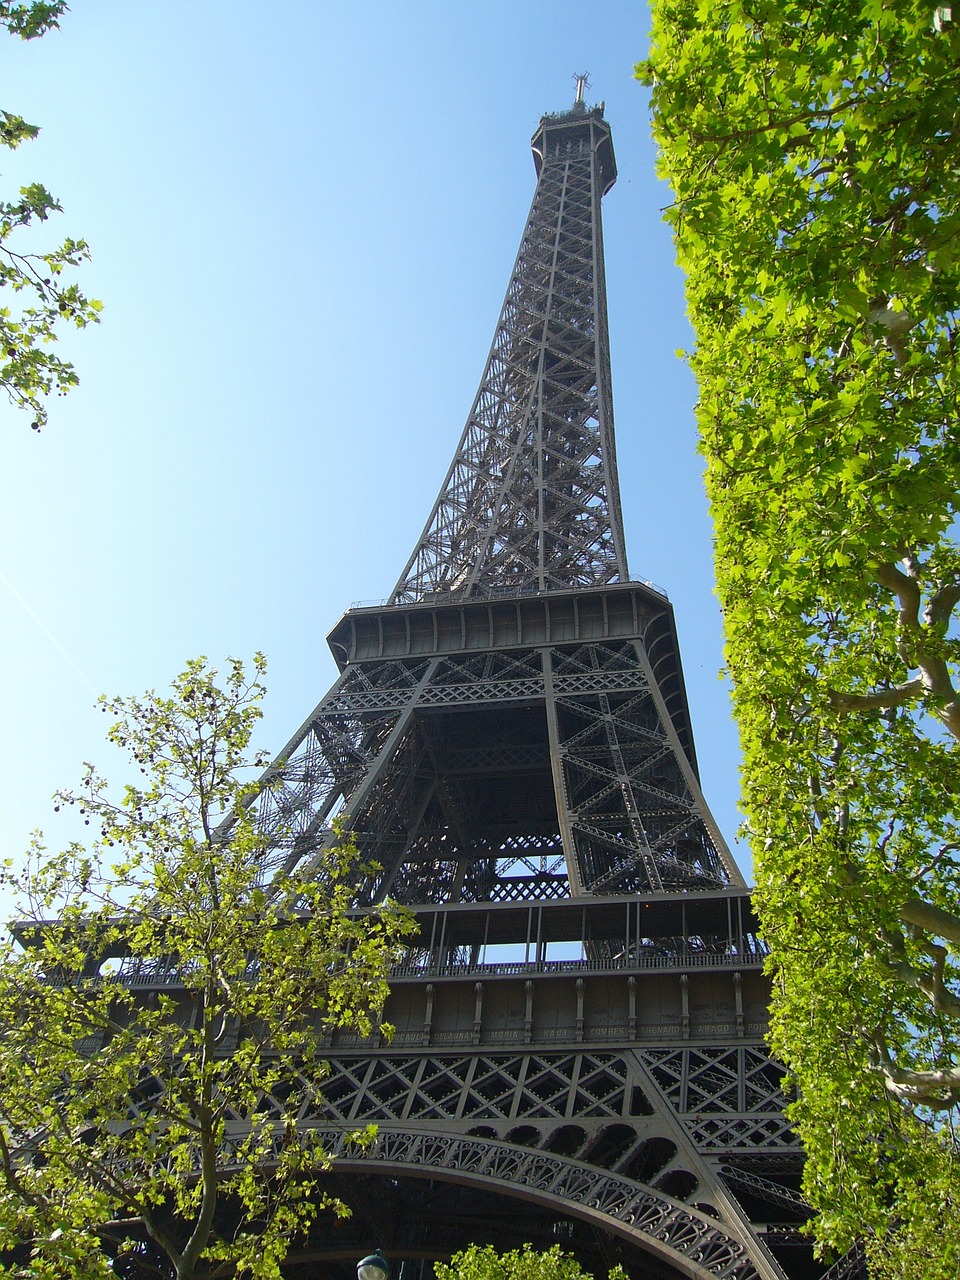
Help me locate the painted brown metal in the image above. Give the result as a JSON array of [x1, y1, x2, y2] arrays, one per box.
[[233, 100, 828, 1280]]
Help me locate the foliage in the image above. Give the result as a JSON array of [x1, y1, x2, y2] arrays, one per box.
[[0, 2, 63, 38], [1, 0, 101, 431], [639, 0, 960, 1274], [435, 1244, 624, 1280], [0, 656, 414, 1280]]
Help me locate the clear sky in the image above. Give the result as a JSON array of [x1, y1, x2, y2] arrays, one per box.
[[0, 1, 749, 896]]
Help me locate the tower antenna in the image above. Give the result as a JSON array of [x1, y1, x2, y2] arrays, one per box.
[[573, 71, 591, 105]]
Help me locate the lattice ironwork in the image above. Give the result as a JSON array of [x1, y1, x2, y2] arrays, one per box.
[[201, 99, 824, 1279], [547, 641, 735, 895], [818, 1245, 868, 1280], [248, 1048, 793, 1155], [718, 1165, 810, 1217], [237, 636, 741, 901], [644, 1047, 791, 1116], [248, 657, 438, 879], [199, 1039, 794, 1278], [641, 1047, 799, 1153], [391, 107, 626, 603], [302, 1128, 765, 1280], [274, 102, 748, 903]]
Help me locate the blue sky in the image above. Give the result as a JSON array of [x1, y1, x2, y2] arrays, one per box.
[[0, 1, 749, 892]]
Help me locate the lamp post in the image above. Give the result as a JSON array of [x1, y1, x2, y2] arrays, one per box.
[[358, 1250, 391, 1280]]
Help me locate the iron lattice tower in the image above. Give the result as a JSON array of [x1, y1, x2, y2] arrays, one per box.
[[243, 101, 834, 1280]]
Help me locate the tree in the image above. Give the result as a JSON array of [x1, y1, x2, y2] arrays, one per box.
[[638, 1, 960, 1275], [435, 1244, 624, 1280], [1, 1, 101, 431], [0, 655, 414, 1279]]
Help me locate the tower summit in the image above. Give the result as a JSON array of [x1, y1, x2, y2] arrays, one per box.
[[239, 99, 825, 1280], [392, 98, 622, 602]]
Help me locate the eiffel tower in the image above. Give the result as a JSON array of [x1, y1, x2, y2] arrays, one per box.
[[254, 89, 827, 1280]]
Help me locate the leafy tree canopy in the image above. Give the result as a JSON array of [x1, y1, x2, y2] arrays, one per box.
[[639, 1, 960, 1275], [0, 656, 414, 1279], [435, 1244, 624, 1280], [1, 0, 100, 430]]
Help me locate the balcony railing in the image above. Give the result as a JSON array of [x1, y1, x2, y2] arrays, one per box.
[[49, 945, 765, 991]]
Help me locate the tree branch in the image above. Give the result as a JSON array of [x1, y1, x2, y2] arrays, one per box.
[[876, 561, 922, 634], [900, 895, 960, 948], [924, 581, 960, 629], [176, 984, 220, 1279], [868, 1037, 960, 1110], [0, 1125, 40, 1208], [875, 561, 960, 741], [826, 678, 923, 713]]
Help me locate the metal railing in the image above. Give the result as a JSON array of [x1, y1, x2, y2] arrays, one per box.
[[350, 577, 668, 610], [46, 944, 765, 991], [388, 950, 764, 981]]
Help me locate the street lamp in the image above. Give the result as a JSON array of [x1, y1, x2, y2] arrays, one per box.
[[358, 1250, 390, 1280]]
